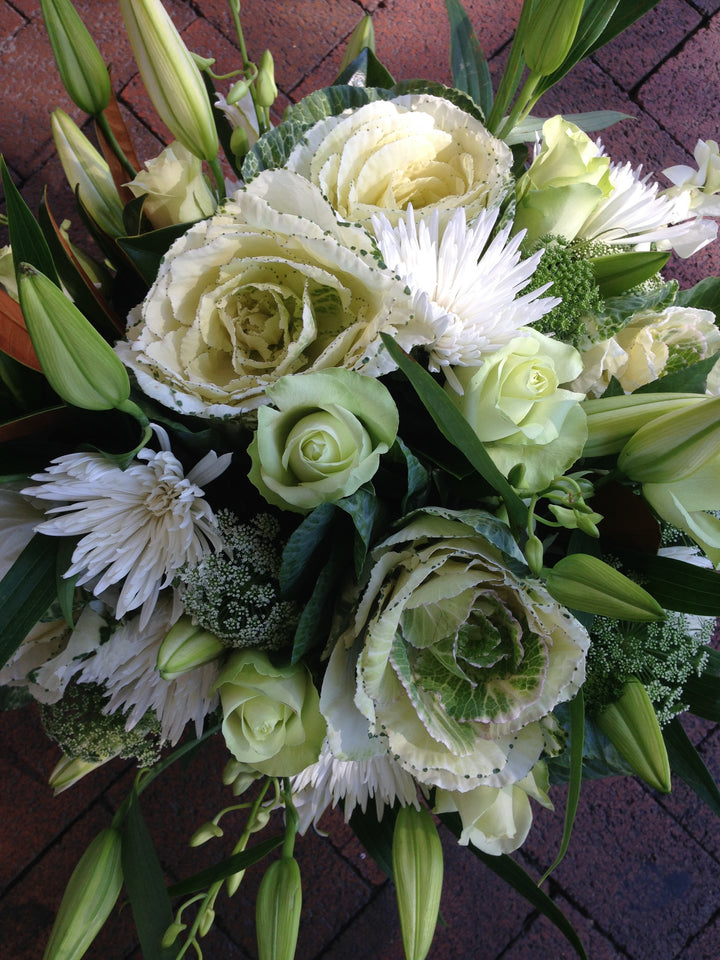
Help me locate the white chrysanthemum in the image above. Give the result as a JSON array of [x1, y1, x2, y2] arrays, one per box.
[[290, 740, 419, 834], [74, 597, 220, 745], [579, 159, 717, 257], [23, 428, 231, 626], [372, 206, 560, 377]]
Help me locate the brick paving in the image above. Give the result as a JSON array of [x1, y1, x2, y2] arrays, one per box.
[[2, 1, 720, 958]]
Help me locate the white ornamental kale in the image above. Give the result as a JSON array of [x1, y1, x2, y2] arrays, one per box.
[[320, 509, 589, 793]]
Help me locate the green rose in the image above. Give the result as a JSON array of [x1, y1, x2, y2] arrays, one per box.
[[446, 329, 587, 491], [514, 116, 613, 244], [320, 509, 589, 792], [216, 650, 326, 776], [248, 368, 398, 512]]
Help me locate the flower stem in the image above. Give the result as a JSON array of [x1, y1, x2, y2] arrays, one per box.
[[208, 157, 226, 201], [95, 111, 137, 178]]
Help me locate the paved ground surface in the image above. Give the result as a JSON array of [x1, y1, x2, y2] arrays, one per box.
[[2, 1, 720, 958]]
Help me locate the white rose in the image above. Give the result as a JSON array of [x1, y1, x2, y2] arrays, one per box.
[[286, 94, 512, 224], [127, 142, 217, 229], [117, 169, 432, 417]]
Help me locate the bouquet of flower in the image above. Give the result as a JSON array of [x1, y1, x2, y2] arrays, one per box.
[[2, 0, 720, 957]]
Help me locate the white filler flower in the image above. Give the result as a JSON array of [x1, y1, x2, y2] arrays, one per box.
[[24, 427, 231, 625], [372, 205, 560, 377]]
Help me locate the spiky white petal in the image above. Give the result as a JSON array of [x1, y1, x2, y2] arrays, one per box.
[[23, 434, 231, 626], [372, 206, 560, 372], [290, 739, 419, 834]]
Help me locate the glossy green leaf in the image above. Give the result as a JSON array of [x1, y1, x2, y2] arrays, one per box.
[[334, 48, 395, 88], [121, 791, 177, 960], [280, 502, 337, 597], [290, 539, 347, 664], [440, 812, 588, 960], [167, 836, 283, 899], [614, 549, 720, 616], [634, 352, 720, 395], [1, 157, 59, 287], [664, 717, 720, 818], [380, 334, 529, 536], [0, 532, 58, 669], [676, 275, 720, 321], [117, 222, 194, 287], [445, 0, 492, 117]]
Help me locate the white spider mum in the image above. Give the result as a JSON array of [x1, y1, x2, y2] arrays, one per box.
[[75, 596, 220, 745], [579, 159, 717, 257], [372, 205, 560, 376], [23, 427, 231, 627], [290, 739, 419, 834]]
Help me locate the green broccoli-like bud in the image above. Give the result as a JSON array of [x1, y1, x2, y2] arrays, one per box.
[[525, 237, 604, 346], [178, 510, 300, 651], [584, 612, 712, 725], [41, 682, 162, 767]]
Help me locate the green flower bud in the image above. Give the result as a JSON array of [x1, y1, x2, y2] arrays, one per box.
[[589, 250, 670, 299], [43, 828, 123, 960], [338, 15, 376, 73], [618, 395, 720, 483], [189, 822, 224, 847], [161, 922, 187, 949], [544, 554, 665, 622], [230, 125, 250, 163], [157, 616, 225, 680], [256, 857, 302, 960], [41, 0, 111, 115], [597, 678, 671, 793], [583, 393, 705, 458], [17, 264, 131, 411], [392, 805, 443, 960], [119, 0, 218, 162], [227, 78, 252, 105], [255, 50, 278, 108], [197, 907, 215, 938], [51, 109, 125, 238], [525, 534, 544, 575], [48, 754, 107, 795], [524, 0, 585, 76]]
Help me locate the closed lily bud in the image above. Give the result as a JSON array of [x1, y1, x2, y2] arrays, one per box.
[[41, 0, 111, 115], [523, 0, 585, 76], [49, 754, 107, 795], [392, 805, 443, 960], [119, 0, 219, 162], [51, 109, 125, 238], [544, 554, 665, 622], [43, 828, 123, 960], [589, 250, 670, 299], [583, 393, 705, 458], [597, 678, 671, 793], [255, 50, 278, 108], [157, 616, 225, 680], [338, 15, 376, 73], [618, 395, 720, 483], [256, 857, 302, 960], [17, 264, 131, 411]]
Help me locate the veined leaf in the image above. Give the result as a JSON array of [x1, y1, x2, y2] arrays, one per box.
[[380, 334, 528, 535], [166, 836, 283, 899], [440, 812, 588, 960], [0, 532, 58, 669], [121, 791, 177, 960], [664, 717, 720, 818], [445, 0, 492, 117]]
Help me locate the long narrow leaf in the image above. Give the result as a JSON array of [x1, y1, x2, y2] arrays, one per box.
[[664, 717, 720, 818], [167, 836, 283, 899], [1, 157, 59, 286], [615, 550, 720, 616], [440, 812, 588, 960], [349, 802, 398, 879], [445, 0, 493, 117], [380, 334, 528, 535], [121, 791, 177, 960], [539, 690, 584, 885], [0, 532, 58, 669]]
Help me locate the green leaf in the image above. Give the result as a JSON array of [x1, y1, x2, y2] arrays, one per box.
[[290, 540, 347, 664], [55, 536, 78, 627], [349, 801, 398, 879], [380, 334, 528, 535], [547, 708, 634, 784], [539, 690, 584, 884], [0, 684, 32, 710], [117, 223, 194, 287], [1, 156, 59, 286], [664, 717, 720, 818], [121, 791, 177, 960], [445, 0, 492, 117], [633, 352, 720, 395], [333, 48, 395, 89], [614, 549, 720, 616], [335, 485, 380, 575], [167, 836, 283, 899], [280, 503, 337, 597], [684, 648, 720, 723], [439, 812, 588, 960], [392, 437, 431, 514], [676, 276, 720, 320], [0, 532, 58, 670]]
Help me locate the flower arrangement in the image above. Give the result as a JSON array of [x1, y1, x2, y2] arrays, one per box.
[[1, 1, 720, 959]]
